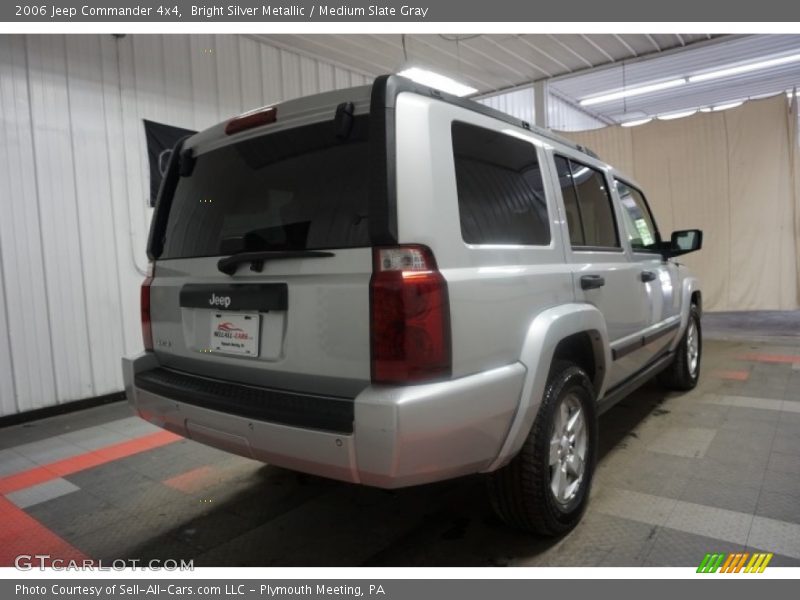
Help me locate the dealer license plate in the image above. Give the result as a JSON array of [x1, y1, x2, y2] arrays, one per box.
[[210, 313, 260, 356]]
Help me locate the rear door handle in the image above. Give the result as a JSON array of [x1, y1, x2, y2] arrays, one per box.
[[580, 275, 606, 290], [640, 270, 657, 282]]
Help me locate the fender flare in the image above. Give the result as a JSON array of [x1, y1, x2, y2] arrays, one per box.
[[484, 303, 611, 472], [670, 276, 701, 352]]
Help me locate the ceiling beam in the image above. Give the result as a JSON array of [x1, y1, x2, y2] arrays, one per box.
[[613, 34, 638, 57], [458, 37, 535, 83], [580, 35, 615, 63], [547, 34, 594, 69], [404, 35, 508, 90], [645, 34, 662, 52], [546, 34, 737, 85], [516, 35, 574, 73], [481, 35, 553, 79]]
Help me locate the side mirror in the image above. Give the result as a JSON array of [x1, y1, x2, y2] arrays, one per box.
[[663, 229, 702, 259]]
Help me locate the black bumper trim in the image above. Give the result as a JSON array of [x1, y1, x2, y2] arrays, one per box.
[[134, 368, 354, 434]]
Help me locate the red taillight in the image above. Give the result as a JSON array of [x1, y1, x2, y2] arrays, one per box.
[[370, 245, 451, 384], [224, 106, 277, 135], [141, 265, 154, 351]]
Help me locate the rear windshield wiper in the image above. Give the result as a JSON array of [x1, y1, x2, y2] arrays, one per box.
[[217, 250, 335, 275]]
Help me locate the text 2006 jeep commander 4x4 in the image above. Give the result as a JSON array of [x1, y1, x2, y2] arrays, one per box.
[[123, 75, 703, 536]]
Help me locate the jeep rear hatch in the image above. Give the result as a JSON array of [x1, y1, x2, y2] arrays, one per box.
[[144, 86, 384, 398]]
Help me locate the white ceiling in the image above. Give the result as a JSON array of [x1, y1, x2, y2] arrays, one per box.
[[255, 34, 800, 126], [549, 34, 800, 123], [253, 33, 716, 94]]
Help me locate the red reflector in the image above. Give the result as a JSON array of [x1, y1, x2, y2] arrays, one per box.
[[141, 270, 153, 352], [370, 245, 451, 384], [225, 106, 277, 135]]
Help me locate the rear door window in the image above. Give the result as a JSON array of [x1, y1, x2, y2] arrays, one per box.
[[554, 155, 620, 249], [159, 116, 371, 259], [451, 121, 550, 246]]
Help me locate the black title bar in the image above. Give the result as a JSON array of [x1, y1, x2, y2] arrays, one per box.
[[4, 0, 800, 22]]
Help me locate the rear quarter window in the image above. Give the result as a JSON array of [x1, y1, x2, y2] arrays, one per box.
[[451, 121, 550, 246]]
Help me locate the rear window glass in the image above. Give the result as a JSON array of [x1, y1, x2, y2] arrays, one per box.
[[159, 116, 371, 259], [451, 121, 550, 246]]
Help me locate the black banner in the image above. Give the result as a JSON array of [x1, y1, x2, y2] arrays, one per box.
[[143, 119, 196, 207]]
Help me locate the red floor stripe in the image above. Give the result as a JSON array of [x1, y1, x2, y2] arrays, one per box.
[[0, 430, 181, 495], [710, 369, 751, 381], [738, 353, 800, 364], [0, 496, 91, 567], [163, 465, 220, 494]]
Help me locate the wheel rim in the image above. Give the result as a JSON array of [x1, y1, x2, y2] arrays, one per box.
[[549, 393, 588, 506], [686, 319, 699, 377]]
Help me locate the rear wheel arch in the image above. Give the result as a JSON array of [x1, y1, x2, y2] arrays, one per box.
[[550, 330, 606, 397], [691, 290, 702, 315], [487, 359, 598, 535], [485, 304, 610, 472]]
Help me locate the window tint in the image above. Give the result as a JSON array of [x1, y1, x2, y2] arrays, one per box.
[[159, 116, 371, 259], [452, 121, 550, 246], [554, 155, 619, 248], [615, 180, 659, 251]]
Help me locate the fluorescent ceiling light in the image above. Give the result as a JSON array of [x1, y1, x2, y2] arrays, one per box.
[[579, 78, 686, 107], [658, 109, 697, 120], [398, 67, 477, 97], [712, 101, 744, 111], [688, 53, 800, 83], [610, 110, 647, 122], [620, 117, 653, 127]]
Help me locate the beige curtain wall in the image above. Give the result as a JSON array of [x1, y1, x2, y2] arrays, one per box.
[[559, 95, 800, 312]]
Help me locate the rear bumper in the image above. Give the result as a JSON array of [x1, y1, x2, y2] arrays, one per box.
[[122, 353, 525, 488]]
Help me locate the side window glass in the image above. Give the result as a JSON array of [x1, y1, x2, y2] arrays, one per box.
[[615, 180, 659, 251], [555, 156, 585, 246], [452, 121, 551, 246], [555, 155, 619, 249]]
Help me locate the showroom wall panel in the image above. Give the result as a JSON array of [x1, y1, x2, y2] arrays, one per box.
[[548, 94, 606, 131], [0, 34, 371, 416], [477, 86, 535, 126], [476, 85, 606, 130]]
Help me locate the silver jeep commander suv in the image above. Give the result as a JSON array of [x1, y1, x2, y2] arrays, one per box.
[[123, 75, 703, 536]]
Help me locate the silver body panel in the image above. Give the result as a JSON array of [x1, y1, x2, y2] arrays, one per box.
[[124, 352, 525, 488]]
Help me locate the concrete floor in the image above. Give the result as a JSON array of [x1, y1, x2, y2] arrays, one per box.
[[704, 310, 800, 344], [1, 335, 800, 567]]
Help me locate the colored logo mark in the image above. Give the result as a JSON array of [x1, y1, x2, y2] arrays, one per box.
[[697, 552, 773, 573]]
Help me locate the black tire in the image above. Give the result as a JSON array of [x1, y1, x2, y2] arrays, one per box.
[[487, 360, 598, 536], [659, 305, 702, 391]]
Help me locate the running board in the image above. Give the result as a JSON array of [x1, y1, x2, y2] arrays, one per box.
[[597, 351, 675, 415]]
